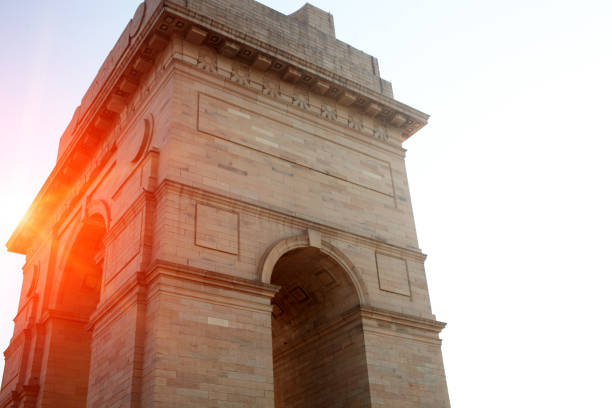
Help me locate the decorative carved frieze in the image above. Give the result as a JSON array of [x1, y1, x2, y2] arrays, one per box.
[[182, 37, 400, 144], [347, 115, 364, 132], [292, 92, 310, 110], [198, 46, 218, 74], [373, 126, 389, 143], [230, 62, 250, 87], [321, 104, 337, 121], [262, 75, 281, 99]]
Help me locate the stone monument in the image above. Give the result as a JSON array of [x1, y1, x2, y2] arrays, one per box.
[[0, 1, 450, 407]]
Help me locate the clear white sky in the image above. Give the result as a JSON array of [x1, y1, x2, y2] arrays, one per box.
[[1, 1, 611, 406]]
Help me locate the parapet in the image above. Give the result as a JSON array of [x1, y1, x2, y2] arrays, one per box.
[[289, 3, 336, 37]]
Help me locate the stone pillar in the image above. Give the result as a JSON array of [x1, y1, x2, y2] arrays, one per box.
[[360, 307, 451, 408], [140, 262, 278, 407], [86, 278, 147, 408], [36, 312, 92, 408]]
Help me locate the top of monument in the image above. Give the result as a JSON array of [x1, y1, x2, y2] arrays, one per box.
[[7, 0, 430, 254], [169, 0, 392, 97], [288, 3, 335, 37]]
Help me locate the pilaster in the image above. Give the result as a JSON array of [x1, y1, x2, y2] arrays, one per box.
[[140, 260, 278, 407]]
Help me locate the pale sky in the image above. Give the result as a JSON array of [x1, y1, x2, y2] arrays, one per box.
[[1, 1, 611, 406]]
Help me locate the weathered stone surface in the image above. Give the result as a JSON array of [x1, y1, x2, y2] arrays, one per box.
[[0, 1, 449, 407]]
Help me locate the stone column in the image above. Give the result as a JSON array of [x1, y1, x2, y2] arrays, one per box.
[[140, 262, 278, 407], [360, 307, 450, 408]]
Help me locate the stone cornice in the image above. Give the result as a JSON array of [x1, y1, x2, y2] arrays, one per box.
[[172, 61, 408, 156], [163, 2, 429, 138], [360, 305, 446, 334], [360, 305, 446, 345], [147, 259, 280, 300], [87, 259, 279, 331], [145, 260, 279, 315]]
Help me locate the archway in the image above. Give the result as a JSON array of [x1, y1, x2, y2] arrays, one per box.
[[48, 214, 106, 407], [270, 246, 371, 407]]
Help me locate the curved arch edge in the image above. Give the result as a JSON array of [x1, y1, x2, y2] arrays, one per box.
[[51, 205, 109, 309], [85, 199, 111, 232], [258, 233, 368, 305]]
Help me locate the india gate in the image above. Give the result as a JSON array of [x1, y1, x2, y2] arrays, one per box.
[[0, 1, 450, 407]]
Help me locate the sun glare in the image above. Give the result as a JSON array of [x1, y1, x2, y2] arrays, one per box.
[[0, 196, 30, 241]]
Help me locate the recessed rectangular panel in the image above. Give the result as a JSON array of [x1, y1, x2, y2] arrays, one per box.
[[197, 92, 394, 197], [195, 203, 239, 255], [376, 252, 412, 297], [105, 212, 142, 283]]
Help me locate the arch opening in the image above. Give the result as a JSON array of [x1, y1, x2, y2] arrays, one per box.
[[270, 246, 371, 407], [50, 214, 106, 407], [58, 214, 106, 314]]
